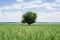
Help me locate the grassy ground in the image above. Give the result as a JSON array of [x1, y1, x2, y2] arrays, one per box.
[[0, 24, 60, 40]]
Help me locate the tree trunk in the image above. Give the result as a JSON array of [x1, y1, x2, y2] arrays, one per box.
[[28, 23, 31, 25]]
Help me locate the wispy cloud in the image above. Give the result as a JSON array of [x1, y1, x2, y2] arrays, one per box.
[[56, 0, 60, 2], [0, 11, 23, 22], [0, 0, 60, 22], [0, 1, 58, 10], [17, 0, 23, 2], [37, 12, 60, 22]]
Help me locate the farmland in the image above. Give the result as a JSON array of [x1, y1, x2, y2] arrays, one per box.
[[0, 24, 60, 40]]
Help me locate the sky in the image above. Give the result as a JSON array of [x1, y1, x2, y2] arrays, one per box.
[[0, 0, 60, 22]]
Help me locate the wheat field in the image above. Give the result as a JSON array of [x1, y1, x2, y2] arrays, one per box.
[[0, 24, 60, 40]]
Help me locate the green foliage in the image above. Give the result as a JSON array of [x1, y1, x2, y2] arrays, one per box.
[[22, 11, 37, 25], [21, 19, 26, 25], [0, 24, 60, 40], [21, 19, 26, 23]]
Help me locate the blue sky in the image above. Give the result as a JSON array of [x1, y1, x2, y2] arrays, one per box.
[[0, 0, 60, 22]]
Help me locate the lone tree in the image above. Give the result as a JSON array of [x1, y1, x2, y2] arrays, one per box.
[[22, 11, 37, 25], [21, 19, 26, 25]]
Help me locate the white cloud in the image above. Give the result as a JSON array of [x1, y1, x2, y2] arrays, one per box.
[[0, 10, 23, 22], [0, 3, 55, 10], [0, 0, 60, 22], [0, 3, 43, 10], [17, 0, 23, 2], [56, 0, 60, 2], [42, 3, 56, 10], [0, 10, 60, 22], [30, 0, 42, 3], [37, 12, 60, 22], [0, 0, 59, 10]]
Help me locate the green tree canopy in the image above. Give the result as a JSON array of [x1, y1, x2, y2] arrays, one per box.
[[22, 11, 37, 25]]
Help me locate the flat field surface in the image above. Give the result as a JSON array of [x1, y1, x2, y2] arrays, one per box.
[[0, 24, 60, 40]]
